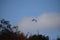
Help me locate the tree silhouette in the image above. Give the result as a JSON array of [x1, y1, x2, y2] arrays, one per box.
[[0, 19, 50, 40], [57, 37, 60, 40], [0, 19, 27, 40], [0, 19, 18, 40], [28, 34, 49, 40]]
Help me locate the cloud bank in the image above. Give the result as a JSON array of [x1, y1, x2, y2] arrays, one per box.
[[17, 12, 60, 34]]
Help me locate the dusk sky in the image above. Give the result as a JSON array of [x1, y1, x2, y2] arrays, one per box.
[[0, 0, 60, 40]]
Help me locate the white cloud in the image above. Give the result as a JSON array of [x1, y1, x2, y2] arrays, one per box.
[[17, 12, 60, 34]]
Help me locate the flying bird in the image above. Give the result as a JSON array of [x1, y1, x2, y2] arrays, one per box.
[[32, 19, 37, 22]]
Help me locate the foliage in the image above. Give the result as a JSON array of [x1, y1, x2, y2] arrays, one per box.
[[28, 34, 49, 40], [0, 19, 18, 40], [0, 19, 59, 40], [57, 37, 60, 40]]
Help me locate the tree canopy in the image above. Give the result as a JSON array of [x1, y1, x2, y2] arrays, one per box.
[[0, 19, 60, 40]]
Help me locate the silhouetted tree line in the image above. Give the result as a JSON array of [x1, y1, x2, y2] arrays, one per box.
[[57, 37, 60, 40], [0, 19, 60, 40]]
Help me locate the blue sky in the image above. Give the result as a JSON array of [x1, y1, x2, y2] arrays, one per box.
[[0, 0, 60, 40], [0, 0, 60, 24]]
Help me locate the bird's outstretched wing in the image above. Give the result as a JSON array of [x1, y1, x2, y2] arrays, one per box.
[[32, 19, 37, 22]]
